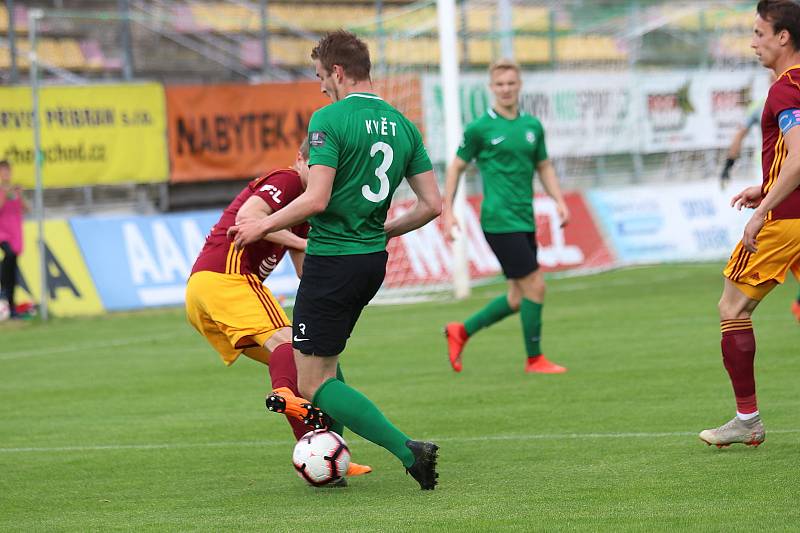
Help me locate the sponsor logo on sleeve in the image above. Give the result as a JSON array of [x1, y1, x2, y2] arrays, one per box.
[[310, 131, 327, 147]]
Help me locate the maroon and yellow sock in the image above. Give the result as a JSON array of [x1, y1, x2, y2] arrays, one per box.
[[268, 342, 297, 391], [267, 342, 309, 439], [720, 319, 757, 414]]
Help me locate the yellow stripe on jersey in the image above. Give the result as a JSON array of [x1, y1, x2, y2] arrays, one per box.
[[225, 243, 235, 274], [766, 133, 784, 194], [764, 132, 787, 221], [234, 248, 244, 274]]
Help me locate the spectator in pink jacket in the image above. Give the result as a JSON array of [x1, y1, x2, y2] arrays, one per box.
[[0, 160, 28, 318]]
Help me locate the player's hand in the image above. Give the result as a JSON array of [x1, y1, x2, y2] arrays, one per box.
[[443, 209, 461, 242], [742, 211, 766, 254], [228, 219, 268, 249], [731, 186, 763, 210], [556, 202, 570, 228]]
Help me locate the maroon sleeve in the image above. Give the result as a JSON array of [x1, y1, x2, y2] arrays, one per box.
[[292, 221, 310, 239], [252, 171, 303, 213], [767, 75, 800, 118]]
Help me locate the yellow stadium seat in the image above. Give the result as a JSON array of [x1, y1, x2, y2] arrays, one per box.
[[715, 34, 753, 59], [60, 38, 86, 70], [0, 5, 8, 33], [514, 37, 550, 64], [465, 6, 494, 33], [556, 36, 626, 62], [513, 6, 553, 32], [384, 38, 439, 66], [467, 39, 494, 65]]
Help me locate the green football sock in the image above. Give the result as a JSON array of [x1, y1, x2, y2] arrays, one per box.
[[313, 378, 415, 467], [329, 364, 345, 437], [520, 298, 543, 356], [464, 295, 515, 336]]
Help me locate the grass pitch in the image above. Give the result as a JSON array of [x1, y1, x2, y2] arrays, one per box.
[[1, 263, 798, 532]]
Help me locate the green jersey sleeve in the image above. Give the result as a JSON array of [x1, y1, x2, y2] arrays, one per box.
[[405, 125, 434, 176], [308, 108, 340, 168], [533, 121, 548, 164], [455, 121, 482, 163]]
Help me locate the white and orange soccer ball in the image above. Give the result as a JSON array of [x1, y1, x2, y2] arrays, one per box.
[[292, 430, 351, 486]]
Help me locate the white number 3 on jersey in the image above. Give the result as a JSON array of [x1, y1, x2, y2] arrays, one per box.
[[363, 142, 393, 203]]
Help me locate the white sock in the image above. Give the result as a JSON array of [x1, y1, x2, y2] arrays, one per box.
[[737, 411, 759, 421]]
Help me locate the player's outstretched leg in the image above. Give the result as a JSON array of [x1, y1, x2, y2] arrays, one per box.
[[699, 415, 765, 448], [312, 377, 439, 490], [404, 440, 439, 490], [330, 364, 372, 477], [268, 352, 373, 476], [267, 343, 329, 429], [444, 295, 516, 372], [266, 387, 331, 430]]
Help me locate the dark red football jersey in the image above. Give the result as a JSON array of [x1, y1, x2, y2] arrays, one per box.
[[190, 168, 309, 280], [761, 67, 800, 220]]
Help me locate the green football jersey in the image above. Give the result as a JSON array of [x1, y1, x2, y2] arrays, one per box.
[[456, 109, 548, 233], [307, 92, 433, 256]]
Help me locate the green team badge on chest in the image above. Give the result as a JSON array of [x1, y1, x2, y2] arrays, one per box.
[[526, 131, 536, 144]]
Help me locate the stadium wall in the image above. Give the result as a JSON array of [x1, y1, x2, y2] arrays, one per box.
[[422, 70, 770, 164], [0, 69, 771, 189], [11, 181, 751, 316]]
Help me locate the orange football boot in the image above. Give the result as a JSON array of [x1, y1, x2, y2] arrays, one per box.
[[791, 300, 800, 323], [266, 387, 330, 430], [525, 354, 567, 374], [346, 462, 373, 476], [444, 322, 468, 372]]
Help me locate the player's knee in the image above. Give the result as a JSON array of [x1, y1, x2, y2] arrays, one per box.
[[520, 274, 545, 301], [718, 297, 748, 320], [265, 327, 292, 351]]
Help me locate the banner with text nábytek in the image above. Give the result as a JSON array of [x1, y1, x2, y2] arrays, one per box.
[[166, 82, 329, 182]]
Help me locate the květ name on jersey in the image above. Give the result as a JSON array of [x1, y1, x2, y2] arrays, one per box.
[[365, 117, 397, 137]]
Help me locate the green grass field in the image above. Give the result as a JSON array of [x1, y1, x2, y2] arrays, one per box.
[[1, 263, 798, 532]]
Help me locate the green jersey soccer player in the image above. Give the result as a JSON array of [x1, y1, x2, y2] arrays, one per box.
[[442, 58, 571, 375], [228, 30, 442, 490]]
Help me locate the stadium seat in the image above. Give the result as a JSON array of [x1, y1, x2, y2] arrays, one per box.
[[60, 38, 87, 70], [465, 6, 494, 33], [514, 6, 571, 32], [467, 39, 495, 65], [0, 5, 8, 33], [557, 36, 627, 62], [712, 34, 753, 60], [514, 37, 551, 64]]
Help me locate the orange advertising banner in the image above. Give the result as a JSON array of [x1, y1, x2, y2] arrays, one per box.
[[166, 81, 328, 182]]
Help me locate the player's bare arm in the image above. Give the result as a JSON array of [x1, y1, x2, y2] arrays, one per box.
[[535, 159, 570, 227], [234, 195, 306, 250], [289, 248, 305, 278], [229, 165, 335, 249], [384, 170, 442, 239], [442, 156, 468, 241], [742, 125, 800, 253]]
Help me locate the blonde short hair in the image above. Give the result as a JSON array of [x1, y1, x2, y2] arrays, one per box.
[[488, 58, 521, 77]]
